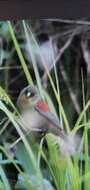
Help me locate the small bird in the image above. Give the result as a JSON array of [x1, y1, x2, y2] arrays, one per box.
[[17, 85, 79, 154], [17, 85, 66, 137]]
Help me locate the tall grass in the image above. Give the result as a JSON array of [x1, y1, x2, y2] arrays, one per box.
[[0, 20, 89, 189]]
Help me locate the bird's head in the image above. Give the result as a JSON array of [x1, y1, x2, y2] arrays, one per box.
[[17, 85, 41, 111]]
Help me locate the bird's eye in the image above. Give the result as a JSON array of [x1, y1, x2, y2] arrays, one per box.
[[25, 90, 35, 98], [26, 91, 31, 97]]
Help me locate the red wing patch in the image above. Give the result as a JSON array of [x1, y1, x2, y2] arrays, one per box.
[[36, 100, 51, 112]]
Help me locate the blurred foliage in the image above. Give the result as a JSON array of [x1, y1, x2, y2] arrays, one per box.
[[0, 19, 90, 189]]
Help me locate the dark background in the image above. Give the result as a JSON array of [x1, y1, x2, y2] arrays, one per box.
[[0, 1, 89, 20]]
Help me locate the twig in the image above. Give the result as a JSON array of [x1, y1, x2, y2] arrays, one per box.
[[8, 71, 23, 87], [60, 64, 80, 114], [42, 27, 81, 113], [45, 19, 90, 26], [9, 136, 22, 149], [9, 127, 42, 149], [42, 26, 80, 82], [51, 28, 76, 41], [0, 119, 10, 135], [0, 66, 22, 70]]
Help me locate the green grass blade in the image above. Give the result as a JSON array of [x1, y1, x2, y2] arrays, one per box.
[[22, 20, 44, 99], [0, 165, 11, 190], [7, 21, 33, 85], [0, 101, 37, 171]]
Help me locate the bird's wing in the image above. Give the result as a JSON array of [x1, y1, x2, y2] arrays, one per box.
[[35, 100, 61, 129], [35, 100, 72, 146]]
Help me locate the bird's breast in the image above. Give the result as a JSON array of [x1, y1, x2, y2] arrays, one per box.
[[19, 109, 46, 132]]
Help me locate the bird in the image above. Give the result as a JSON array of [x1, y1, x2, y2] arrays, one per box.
[[17, 85, 79, 154], [17, 85, 66, 136]]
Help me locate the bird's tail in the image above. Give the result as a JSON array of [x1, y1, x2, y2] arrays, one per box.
[[58, 130, 81, 155], [47, 124, 81, 155]]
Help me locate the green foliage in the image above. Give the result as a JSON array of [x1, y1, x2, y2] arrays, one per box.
[[0, 20, 89, 190]]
